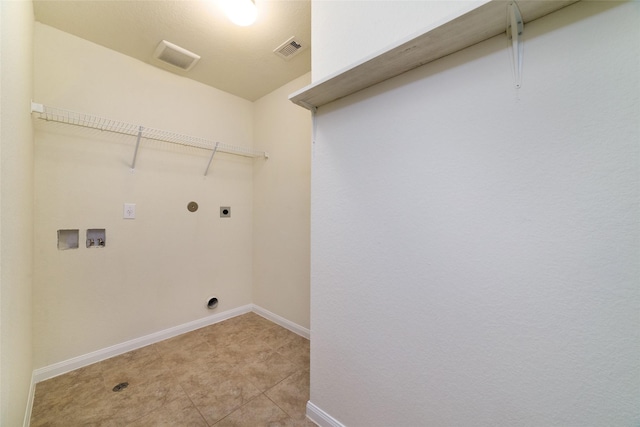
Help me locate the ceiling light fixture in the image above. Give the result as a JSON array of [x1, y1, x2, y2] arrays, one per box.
[[221, 0, 257, 26]]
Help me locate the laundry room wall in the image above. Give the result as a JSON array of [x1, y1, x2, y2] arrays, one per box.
[[253, 73, 312, 330], [310, 0, 469, 81], [33, 23, 256, 369], [307, 1, 640, 426], [1, 1, 35, 425]]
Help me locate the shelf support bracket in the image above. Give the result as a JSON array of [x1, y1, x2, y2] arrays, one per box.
[[204, 142, 220, 176], [131, 126, 143, 170], [31, 101, 45, 114], [507, 1, 524, 88]]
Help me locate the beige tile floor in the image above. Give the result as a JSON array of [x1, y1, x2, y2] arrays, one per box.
[[30, 313, 316, 426]]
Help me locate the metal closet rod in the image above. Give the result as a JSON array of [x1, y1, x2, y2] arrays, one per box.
[[30, 102, 269, 176]]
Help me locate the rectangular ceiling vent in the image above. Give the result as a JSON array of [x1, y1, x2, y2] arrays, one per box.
[[273, 36, 305, 61], [153, 40, 200, 71]]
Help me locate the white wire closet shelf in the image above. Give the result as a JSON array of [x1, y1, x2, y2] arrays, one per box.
[[31, 102, 268, 176]]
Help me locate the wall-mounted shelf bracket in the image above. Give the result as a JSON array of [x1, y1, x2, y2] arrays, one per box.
[[507, 1, 524, 88], [31, 101, 45, 114], [131, 126, 144, 170], [204, 142, 220, 176]]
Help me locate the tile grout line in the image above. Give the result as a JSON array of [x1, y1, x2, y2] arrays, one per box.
[[157, 330, 213, 427]]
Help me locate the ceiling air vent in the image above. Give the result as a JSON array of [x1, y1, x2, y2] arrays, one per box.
[[273, 36, 305, 61], [153, 40, 200, 71]]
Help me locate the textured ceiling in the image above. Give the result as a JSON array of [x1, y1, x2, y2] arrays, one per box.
[[33, 0, 311, 101]]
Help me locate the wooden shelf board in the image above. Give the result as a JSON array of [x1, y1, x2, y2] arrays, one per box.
[[289, 0, 579, 110]]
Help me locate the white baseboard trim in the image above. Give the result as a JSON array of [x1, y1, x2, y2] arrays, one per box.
[[32, 304, 252, 384], [23, 373, 36, 427], [306, 401, 345, 427], [251, 304, 310, 339]]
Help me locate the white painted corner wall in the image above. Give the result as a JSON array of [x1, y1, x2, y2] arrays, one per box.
[[310, 0, 472, 82], [0, 1, 35, 426], [253, 73, 312, 330], [308, 1, 640, 426]]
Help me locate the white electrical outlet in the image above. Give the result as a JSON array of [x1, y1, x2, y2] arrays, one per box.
[[123, 203, 136, 219]]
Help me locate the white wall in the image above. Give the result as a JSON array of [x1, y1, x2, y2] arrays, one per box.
[[309, 1, 639, 426], [311, 0, 471, 81], [33, 23, 256, 368], [0, 1, 35, 425], [253, 73, 311, 329]]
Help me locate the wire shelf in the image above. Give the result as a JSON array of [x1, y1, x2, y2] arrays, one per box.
[[31, 102, 268, 175]]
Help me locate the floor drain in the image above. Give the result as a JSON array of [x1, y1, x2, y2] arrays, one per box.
[[112, 382, 129, 392]]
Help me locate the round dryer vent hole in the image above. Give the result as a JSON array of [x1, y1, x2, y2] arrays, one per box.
[[207, 297, 218, 310], [187, 201, 199, 212]]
